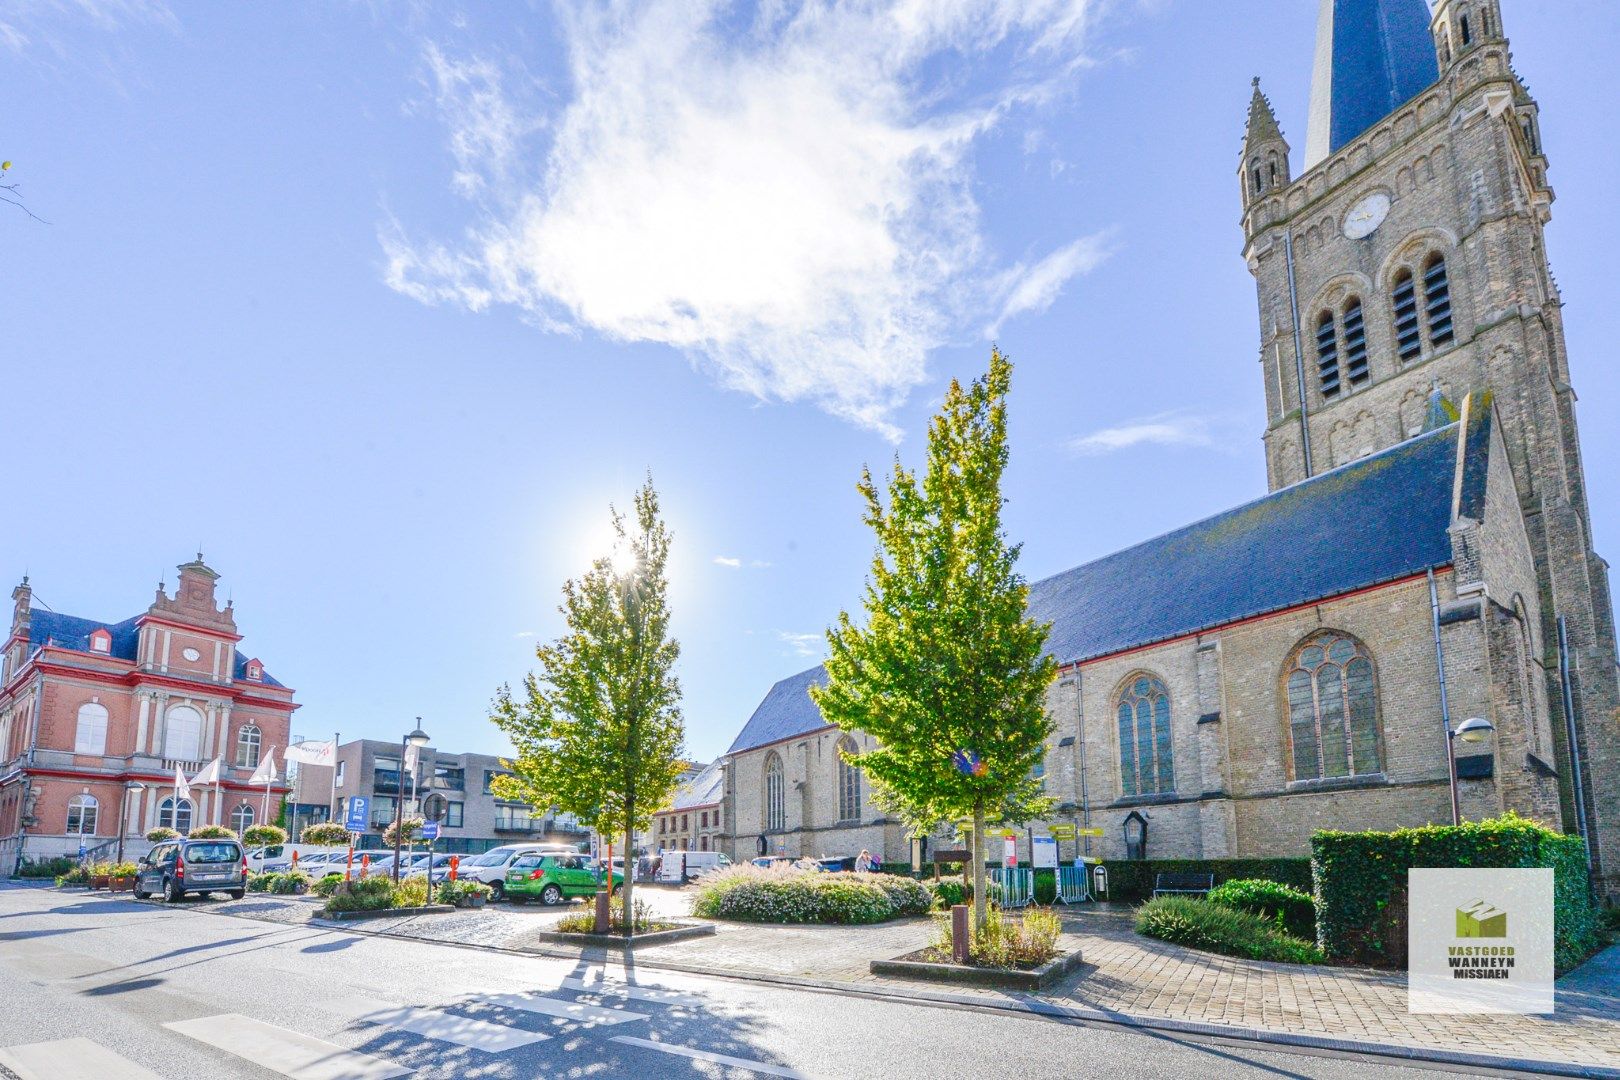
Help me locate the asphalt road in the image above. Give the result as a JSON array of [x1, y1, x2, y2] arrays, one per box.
[[0, 883, 1510, 1079]]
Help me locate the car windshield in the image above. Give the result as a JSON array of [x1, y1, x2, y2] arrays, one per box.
[[184, 843, 240, 864], [467, 851, 510, 866]]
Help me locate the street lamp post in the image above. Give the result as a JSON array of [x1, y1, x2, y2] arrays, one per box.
[[393, 720, 430, 884], [1445, 716, 1495, 826], [115, 781, 146, 865]]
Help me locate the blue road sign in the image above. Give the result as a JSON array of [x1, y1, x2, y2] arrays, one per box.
[[344, 796, 369, 832], [420, 821, 440, 841]]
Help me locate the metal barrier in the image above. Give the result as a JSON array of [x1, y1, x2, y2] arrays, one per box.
[[1055, 864, 1092, 904], [988, 867, 1034, 908]]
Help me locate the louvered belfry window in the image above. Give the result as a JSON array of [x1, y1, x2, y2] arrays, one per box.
[[1315, 311, 1340, 397], [1424, 255, 1454, 347], [1392, 270, 1422, 362], [1342, 299, 1369, 388]]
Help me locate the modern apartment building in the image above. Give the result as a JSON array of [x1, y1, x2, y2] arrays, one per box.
[[288, 738, 589, 854]]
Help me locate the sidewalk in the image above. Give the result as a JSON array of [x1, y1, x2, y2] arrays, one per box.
[[58, 884, 1620, 1075]]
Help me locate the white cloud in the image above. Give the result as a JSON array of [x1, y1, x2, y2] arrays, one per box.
[[388, 1, 1110, 438], [776, 630, 823, 658], [514, 630, 537, 637], [986, 232, 1113, 336], [1066, 410, 1219, 456], [1, 0, 174, 57], [713, 556, 742, 568]]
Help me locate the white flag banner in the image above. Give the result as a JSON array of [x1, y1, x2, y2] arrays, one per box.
[[403, 742, 420, 775], [248, 748, 277, 786], [173, 764, 191, 802], [190, 758, 222, 787], [284, 740, 334, 767]]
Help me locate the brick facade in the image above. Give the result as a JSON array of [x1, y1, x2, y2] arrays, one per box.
[[1243, 0, 1618, 895], [0, 558, 296, 868]]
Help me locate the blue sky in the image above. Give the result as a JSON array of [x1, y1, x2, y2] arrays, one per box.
[[7, 1, 1616, 764]]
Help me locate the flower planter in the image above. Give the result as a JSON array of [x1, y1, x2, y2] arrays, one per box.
[[461, 894, 486, 909], [109, 877, 134, 893], [91, 875, 111, 891]]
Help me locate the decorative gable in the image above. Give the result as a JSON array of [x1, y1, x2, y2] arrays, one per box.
[[88, 628, 112, 653]]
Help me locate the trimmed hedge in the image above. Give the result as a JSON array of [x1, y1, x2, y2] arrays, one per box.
[[1312, 812, 1601, 973], [1101, 858, 1313, 903], [1207, 878, 1316, 940], [14, 856, 76, 879]]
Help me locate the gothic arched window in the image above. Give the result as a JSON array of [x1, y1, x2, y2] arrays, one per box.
[[235, 725, 261, 769], [1342, 298, 1369, 388], [1315, 311, 1340, 398], [1423, 255, 1454, 348], [1459, 11, 1472, 47], [1116, 675, 1173, 797], [67, 794, 99, 836], [230, 803, 255, 835], [836, 736, 862, 822], [75, 702, 108, 756], [764, 752, 785, 832], [159, 797, 194, 834], [1392, 269, 1422, 362], [163, 705, 203, 762], [1285, 632, 1382, 781]]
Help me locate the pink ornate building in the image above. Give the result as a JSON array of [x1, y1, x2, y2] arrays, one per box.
[[0, 556, 296, 869]]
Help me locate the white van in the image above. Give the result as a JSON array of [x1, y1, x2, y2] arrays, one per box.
[[246, 844, 347, 873], [656, 849, 731, 883]]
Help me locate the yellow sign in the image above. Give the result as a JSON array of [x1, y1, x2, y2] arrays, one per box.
[[1077, 827, 1105, 837], [1048, 824, 1076, 839]]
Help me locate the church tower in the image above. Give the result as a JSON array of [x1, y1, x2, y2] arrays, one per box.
[[1241, 0, 1620, 896]]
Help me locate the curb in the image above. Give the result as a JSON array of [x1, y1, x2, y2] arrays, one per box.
[[77, 888, 1620, 1079], [528, 922, 716, 949], [871, 949, 1083, 991], [321, 904, 456, 922]]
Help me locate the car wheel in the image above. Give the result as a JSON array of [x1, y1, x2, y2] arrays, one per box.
[[488, 881, 505, 901], [133, 887, 149, 900], [228, 889, 245, 900], [540, 883, 563, 906], [165, 878, 184, 903]]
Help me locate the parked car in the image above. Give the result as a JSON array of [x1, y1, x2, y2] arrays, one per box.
[[136, 838, 247, 902], [403, 854, 458, 883], [655, 849, 731, 883], [457, 844, 579, 900], [504, 853, 623, 906], [816, 856, 856, 873], [247, 844, 347, 873]]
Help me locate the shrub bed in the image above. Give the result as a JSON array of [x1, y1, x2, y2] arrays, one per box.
[[921, 906, 1063, 969], [248, 870, 312, 895], [1137, 896, 1324, 965], [1312, 812, 1601, 972], [554, 895, 675, 935], [693, 865, 931, 924], [14, 856, 76, 879], [1207, 878, 1316, 940]]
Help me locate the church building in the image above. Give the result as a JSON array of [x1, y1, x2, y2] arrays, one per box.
[[0, 557, 297, 869], [718, 0, 1619, 899]]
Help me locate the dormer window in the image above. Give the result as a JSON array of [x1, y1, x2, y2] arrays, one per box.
[[88, 629, 111, 654], [246, 662, 263, 681]]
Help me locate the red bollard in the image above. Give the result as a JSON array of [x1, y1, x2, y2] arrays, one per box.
[[360, 853, 370, 880], [448, 855, 459, 883], [951, 904, 970, 964]]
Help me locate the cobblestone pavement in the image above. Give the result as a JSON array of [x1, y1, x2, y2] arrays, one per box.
[[90, 886, 1620, 1071]]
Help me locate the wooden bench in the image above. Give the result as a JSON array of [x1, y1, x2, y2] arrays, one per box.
[[1152, 872, 1215, 898]]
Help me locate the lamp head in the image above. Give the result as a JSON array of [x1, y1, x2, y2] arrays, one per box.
[[1454, 716, 1494, 744], [405, 723, 430, 748]]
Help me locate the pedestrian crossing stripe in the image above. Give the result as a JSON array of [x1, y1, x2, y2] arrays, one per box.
[[0, 1037, 167, 1080], [611, 1035, 812, 1078], [473, 991, 648, 1027], [164, 1014, 409, 1079], [333, 996, 549, 1052], [560, 975, 706, 1008]]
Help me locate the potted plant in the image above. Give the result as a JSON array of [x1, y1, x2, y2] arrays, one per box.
[[109, 862, 139, 892], [90, 861, 113, 890], [187, 824, 234, 840], [300, 821, 351, 846], [242, 824, 288, 848], [145, 827, 180, 843]]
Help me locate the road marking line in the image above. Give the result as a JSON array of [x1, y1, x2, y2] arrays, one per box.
[[477, 991, 648, 1026], [335, 996, 548, 1052], [609, 1036, 810, 1078], [0, 1037, 167, 1080], [559, 976, 706, 1008], [164, 1014, 408, 1080]]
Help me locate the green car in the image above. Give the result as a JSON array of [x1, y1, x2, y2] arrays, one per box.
[[504, 853, 623, 905]]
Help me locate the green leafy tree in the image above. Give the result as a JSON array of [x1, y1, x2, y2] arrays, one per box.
[[491, 477, 686, 925], [812, 349, 1056, 931]]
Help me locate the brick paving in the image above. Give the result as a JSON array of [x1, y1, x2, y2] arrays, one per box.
[[89, 886, 1620, 1070]]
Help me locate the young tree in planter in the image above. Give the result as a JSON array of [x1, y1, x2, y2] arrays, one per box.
[[242, 824, 288, 848], [812, 349, 1056, 932], [301, 821, 352, 846], [492, 478, 686, 928], [382, 816, 424, 849]]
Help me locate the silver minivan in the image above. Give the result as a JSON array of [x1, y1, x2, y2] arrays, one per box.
[[135, 838, 247, 901]]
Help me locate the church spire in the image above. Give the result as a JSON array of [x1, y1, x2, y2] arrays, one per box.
[[1304, 0, 1439, 169], [1245, 77, 1283, 144]]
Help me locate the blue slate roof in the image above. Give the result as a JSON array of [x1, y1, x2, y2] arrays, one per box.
[[673, 761, 725, 809], [24, 608, 284, 688], [726, 425, 1464, 756], [1305, 0, 1438, 168]]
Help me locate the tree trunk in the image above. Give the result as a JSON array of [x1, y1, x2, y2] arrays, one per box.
[[622, 821, 635, 936], [972, 798, 987, 933]]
